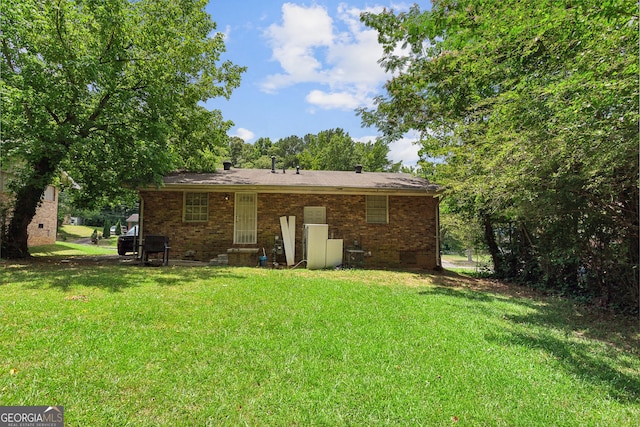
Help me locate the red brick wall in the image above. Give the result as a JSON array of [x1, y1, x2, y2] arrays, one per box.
[[140, 190, 440, 269]]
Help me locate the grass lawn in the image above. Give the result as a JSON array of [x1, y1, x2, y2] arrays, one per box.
[[0, 260, 638, 426], [30, 242, 117, 257], [441, 254, 493, 276], [442, 253, 491, 265], [57, 224, 98, 240], [57, 224, 119, 248]]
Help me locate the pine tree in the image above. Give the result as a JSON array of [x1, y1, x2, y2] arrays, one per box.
[[103, 220, 111, 239]]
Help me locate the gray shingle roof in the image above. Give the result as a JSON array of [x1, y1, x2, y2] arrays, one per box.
[[159, 169, 442, 194]]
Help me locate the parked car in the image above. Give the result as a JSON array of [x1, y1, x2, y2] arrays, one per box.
[[110, 225, 127, 235], [117, 225, 139, 255]]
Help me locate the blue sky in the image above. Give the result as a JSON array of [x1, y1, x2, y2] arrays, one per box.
[[205, 1, 427, 166]]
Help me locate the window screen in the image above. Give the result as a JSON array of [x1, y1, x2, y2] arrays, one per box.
[[366, 195, 388, 224], [184, 192, 209, 222]]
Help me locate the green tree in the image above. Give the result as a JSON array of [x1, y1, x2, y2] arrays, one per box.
[[439, 199, 484, 260], [1, 0, 245, 258], [272, 135, 305, 169], [360, 1, 638, 310], [298, 129, 392, 172], [227, 136, 246, 167], [354, 139, 392, 172], [299, 129, 356, 171], [114, 219, 123, 236], [253, 137, 273, 160], [170, 106, 231, 172], [102, 219, 111, 240]]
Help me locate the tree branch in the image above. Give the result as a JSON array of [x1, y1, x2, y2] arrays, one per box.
[[79, 93, 112, 138], [88, 93, 111, 122], [99, 31, 115, 64], [46, 106, 61, 125], [1, 38, 17, 72], [55, 0, 66, 47]]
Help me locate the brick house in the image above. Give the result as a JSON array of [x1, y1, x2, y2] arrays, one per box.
[[26, 185, 58, 246], [138, 165, 443, 269], [0, 169, 58, 247]]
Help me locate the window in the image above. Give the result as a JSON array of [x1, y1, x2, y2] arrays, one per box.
[[183, 192, 209, 222], [234, 193, 257, 244], [43, 186, 55, 202], [304, 206, 326, 224], [366, 195, 388, 224]]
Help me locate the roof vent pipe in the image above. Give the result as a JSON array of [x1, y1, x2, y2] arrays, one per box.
[[271, 156, 276, 173], [296, 165, 300, 174], [355, 164, 363, 174], [223, 161, 232, 171]]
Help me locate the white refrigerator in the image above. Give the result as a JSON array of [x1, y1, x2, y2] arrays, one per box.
[[304, 224, 343, 269], [304, 224, 328, 269]]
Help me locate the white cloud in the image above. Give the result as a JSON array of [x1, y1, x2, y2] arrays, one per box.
[[353, 135, 379, 144], [232, 128, 256, 142], [355, 133, 421, 167], [262, 3, 399, 109], [221, 25, 231, 41], [306, 90, 365, 110], [389, 137, 420, 166], [262, 3, 334, 92]]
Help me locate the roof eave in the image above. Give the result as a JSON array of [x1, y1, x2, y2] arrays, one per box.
[[141, 183, 442, 197]]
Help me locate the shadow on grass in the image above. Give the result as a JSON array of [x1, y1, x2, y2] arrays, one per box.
[[418, 285, 495, 303], [11, 265, 142, 292], [2, 258, 247, 292], [29, 243, 98, 255], [419, 269, 542, 299], [494, 327, 640, 403], [423, 270, 640, 347], [417, 271, 640, 404], [146, 266, 248, 287]]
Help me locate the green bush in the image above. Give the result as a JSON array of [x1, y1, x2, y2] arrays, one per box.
[[102, 219, 111, 239]]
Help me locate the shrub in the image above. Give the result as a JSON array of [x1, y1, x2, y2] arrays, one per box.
[[103, 220, 111, 239]]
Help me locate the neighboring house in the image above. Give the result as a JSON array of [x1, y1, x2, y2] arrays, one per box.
[[125, 213, 139, 230], [0, 169, 58, 246], [138, 164, 443, 269]]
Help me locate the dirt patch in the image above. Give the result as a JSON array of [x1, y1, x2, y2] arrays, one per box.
[[430, 269, 543, 300]]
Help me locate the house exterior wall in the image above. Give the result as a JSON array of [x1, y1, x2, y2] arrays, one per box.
[[140, 190, 440, 269], [1, 169, 58, 246], [27, 186, 58, 246]]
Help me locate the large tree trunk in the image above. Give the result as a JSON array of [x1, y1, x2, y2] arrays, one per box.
[[2, 158, 58, 259], [482, 214, 502, 276]]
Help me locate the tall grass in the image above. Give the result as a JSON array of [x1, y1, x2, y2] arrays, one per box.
[[0, 265, 638, 426]]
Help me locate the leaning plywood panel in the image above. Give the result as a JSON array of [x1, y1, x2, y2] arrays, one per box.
[[287, 216, 295, 264], [280, 216, 295, 266]]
